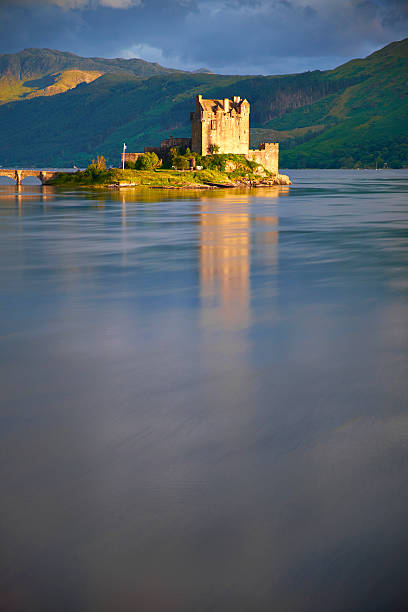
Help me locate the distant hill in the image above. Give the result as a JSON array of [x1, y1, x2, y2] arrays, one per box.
[[270, 38, 408, 168], [0, 40, 407, 168], [0, 48, 182, 104]]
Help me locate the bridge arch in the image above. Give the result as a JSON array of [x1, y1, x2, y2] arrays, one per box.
[[0, 174, 16, 185], [21, 175, 42, 185], [0, 169, 58, 185]]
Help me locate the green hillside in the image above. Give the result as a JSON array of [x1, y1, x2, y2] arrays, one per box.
[[274, 38, 408, 168], [0, 48, 182, 104], [0, 40, 407, 168]]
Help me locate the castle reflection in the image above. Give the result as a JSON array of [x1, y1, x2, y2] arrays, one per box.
[[198, 189, 282, 329]]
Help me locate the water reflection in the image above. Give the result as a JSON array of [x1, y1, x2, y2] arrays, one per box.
[[1, 173, 408, 612], [199, 195, 251, 329], [198, 190, 281, 330], [0, 184, 57, 213], [17, 184, 22, 215]]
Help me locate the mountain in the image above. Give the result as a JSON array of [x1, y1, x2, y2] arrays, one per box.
[[0, 40, 407, 168], [0, 48, 182, 104], [268, 38, 408, 168]]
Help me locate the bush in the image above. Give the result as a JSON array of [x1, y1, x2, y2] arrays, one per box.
[[197, 153, 259, 173], [135, 152, 162, 170], [83, 164, 110, 183], [173, 157, 190, 170], [83, 155, 110, 182], [90, 155, 106, 170], [168, 147, 193, 170]]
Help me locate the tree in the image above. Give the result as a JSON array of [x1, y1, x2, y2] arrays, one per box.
[[87, 155, 108, 178], [135, 152, 162, 170], [169, 147, 179, 167], [169, 147, 189, 170], [91, 155, 106, 170]]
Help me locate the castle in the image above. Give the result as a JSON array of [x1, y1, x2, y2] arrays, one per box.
[[122, 94, 279, 175]]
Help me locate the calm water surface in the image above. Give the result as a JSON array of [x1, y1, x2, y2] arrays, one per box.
[[1, 170, 408, 612]]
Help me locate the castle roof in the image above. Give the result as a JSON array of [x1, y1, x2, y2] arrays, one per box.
[[198, 96, 248, 113]]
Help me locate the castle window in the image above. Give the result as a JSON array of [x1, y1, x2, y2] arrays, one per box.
[[211, 120, 216, 130]]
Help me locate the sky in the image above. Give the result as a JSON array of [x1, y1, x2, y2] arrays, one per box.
[[0, 0, 407, 75]]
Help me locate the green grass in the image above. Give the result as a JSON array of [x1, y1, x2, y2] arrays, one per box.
[[48, 166, 268, 188]]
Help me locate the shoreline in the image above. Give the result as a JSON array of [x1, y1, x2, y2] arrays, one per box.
[[106, 179, 291, 190]]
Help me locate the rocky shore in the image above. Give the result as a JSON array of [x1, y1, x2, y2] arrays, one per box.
[[107, 173, 291, 190]]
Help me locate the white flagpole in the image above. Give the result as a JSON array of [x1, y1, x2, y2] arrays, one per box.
[[122, 142, 127, 170]]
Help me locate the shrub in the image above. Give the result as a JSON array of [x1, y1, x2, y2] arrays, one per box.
[[197, 153, 259, 173], [91, 155, 106, 170], [173, 156, 190, 170], [169, 147, 190, 170], [135, 152, 162, 170]]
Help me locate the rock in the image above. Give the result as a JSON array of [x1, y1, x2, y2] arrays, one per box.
[[253, 164, 268, 176], [275, 174, 292, 185]]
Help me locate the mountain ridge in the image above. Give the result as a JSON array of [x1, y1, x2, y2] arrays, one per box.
[[0, 47, 184, 104], [0, 39, 407, 168]]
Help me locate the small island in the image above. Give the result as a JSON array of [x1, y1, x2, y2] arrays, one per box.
[[48, 94, 291, 189], [48, 152, 291, 190]]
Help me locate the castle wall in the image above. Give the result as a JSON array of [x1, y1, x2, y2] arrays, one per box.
[[158, 137, 191, 151], [145, 137, 191, 157], [191, 99, 203, 155], [247, 143, 279, 175], [121, 152, 144, 165]]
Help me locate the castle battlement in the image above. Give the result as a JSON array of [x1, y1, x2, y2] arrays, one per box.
[[258, 142, 279, 151]]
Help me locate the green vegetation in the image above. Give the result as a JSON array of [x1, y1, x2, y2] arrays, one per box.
[[0, 39, 407, 168], [199, 153, 259, 172], [169, 146, 191, 170], [167, 148, 261, 173], [49, 167, 234, 188]]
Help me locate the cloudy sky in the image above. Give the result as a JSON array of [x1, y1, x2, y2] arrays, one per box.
[[1, 0, 407, 74]]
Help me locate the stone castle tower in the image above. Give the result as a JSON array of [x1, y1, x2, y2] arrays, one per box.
[[190, 94, 279, 175], [191, 95, 250, 155]]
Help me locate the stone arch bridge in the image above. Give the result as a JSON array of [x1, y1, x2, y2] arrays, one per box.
[[0, 169, 59, 185]]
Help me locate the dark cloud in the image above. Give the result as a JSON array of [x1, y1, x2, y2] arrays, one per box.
[[377, 0, 408, 25], [1, 0, 407, 74]]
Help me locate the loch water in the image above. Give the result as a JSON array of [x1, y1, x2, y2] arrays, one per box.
[[1, 170, 408, 612]]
